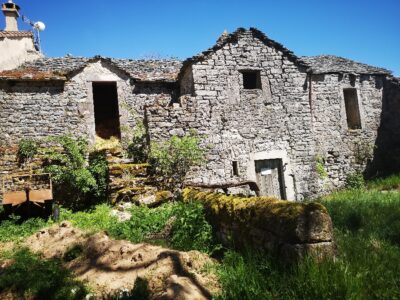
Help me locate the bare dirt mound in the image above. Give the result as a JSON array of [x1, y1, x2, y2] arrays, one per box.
[[24, 221, 220, 299]]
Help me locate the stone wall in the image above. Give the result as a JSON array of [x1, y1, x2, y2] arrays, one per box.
[[372, 76, 400, 174], [65, 60, 175, 144], [311, 73, 384, 191], [0, 30, 397, 201], [148, 30, 318, 200], [0, 80, 73, 146], [0, 60, 176, 181], [183, 189, 334, 260]]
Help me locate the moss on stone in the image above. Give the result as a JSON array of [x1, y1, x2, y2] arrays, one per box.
[[182, 188, 331, 243], [109, 163, 149, 176], [155, 190, 173, 202]]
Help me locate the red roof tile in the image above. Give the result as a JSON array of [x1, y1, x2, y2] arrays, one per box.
[[0, 31, 33, 38]]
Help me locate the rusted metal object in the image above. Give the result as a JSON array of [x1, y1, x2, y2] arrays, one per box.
[[1, 173, 53, 206]]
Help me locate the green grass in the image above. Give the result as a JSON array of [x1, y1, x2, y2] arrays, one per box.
[[215, 184, 400, 300], [0, 201, 218, 254], [0, 215, 48, 242], [2, 176, 400, 299], [367, 174, 400, 191], [0, 248, 87, 300], [322, 189, 400, 245], [60, 201, 219, 254]]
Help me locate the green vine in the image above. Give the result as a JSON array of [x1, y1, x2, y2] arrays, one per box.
[[315, 155, 328, 179]]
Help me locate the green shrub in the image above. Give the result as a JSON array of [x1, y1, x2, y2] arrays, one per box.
[[60, 204, 116, 232], [88, 151, 109, 200], [345, 171, 365, 189], [17, 138, 38, 164], [0, 248, 87, 300], [42, 135, 108, 210], [170, 201, 216, 253], [109, 203, 175, 243], [149, 131, 204, 190], [126, 120, 148, 163]]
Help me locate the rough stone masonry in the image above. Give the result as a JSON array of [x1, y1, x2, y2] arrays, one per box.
[[1, 3, 400, 201]]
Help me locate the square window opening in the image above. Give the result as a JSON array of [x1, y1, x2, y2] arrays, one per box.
[[343, 88, 362, 130], [241, 70, 262, 90]]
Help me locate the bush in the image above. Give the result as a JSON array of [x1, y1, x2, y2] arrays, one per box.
[[42, 135, 109, 210], [126, 120, 148, 163], [149, 131, 204, 190], [345, 171, 365, 189], [170, 201, 216, 253], [109, 203, 175, 243], [88, 151, 109, 200], [17, 138, 38, 165]]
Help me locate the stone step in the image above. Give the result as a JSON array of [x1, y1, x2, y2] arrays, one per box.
[[110, 185, 158, 204], [108, 163, 150, 178], [109, 177, 150, 191]]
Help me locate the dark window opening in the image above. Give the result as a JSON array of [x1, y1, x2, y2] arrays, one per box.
[[92, 82, 121, 139], [241, 70, 262, 89], [343, 88, 362, 129], [232, 161, 239, 176], [349, 74, 356, 87]]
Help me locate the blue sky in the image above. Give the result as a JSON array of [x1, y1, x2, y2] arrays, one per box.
[[2, 0, 399, 75]]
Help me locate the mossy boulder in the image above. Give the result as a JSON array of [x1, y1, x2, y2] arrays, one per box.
[[182, 188, 333, 256]]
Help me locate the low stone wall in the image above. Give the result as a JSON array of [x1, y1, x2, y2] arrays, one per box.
[[182, 188, 334, 259]]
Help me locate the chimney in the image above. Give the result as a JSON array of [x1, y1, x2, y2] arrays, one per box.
[[2, 0, 20, 31]]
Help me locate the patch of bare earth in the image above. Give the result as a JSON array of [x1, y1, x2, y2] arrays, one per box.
[[23, 222, 220, 299]]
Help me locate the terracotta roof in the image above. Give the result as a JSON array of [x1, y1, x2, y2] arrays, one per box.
[[179, 27, 309, 78], [301, 55, 391, 75], [10, 56, 182, 82], [0, 68, 66, 81], [0, 31, 33, 38]]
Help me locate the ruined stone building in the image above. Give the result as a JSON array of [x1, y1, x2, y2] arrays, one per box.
[[1, 1, 400, 201]]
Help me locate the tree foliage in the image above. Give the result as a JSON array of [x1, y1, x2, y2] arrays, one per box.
[[149, 131, 204, 190], [42, 135, 108, 210]]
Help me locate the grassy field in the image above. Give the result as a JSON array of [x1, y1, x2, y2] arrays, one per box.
[[216, 188, 400, 300], [1, 180, 400, 299]]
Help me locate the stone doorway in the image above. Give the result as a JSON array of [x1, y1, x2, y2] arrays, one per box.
[[255, 159, 286, 199], [92, 82, 121, 139]]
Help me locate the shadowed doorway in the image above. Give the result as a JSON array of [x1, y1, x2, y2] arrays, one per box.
[[92, 82, 121, 139]]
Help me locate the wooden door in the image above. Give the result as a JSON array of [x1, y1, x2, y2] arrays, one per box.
[[255, 159, 285, 199]]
